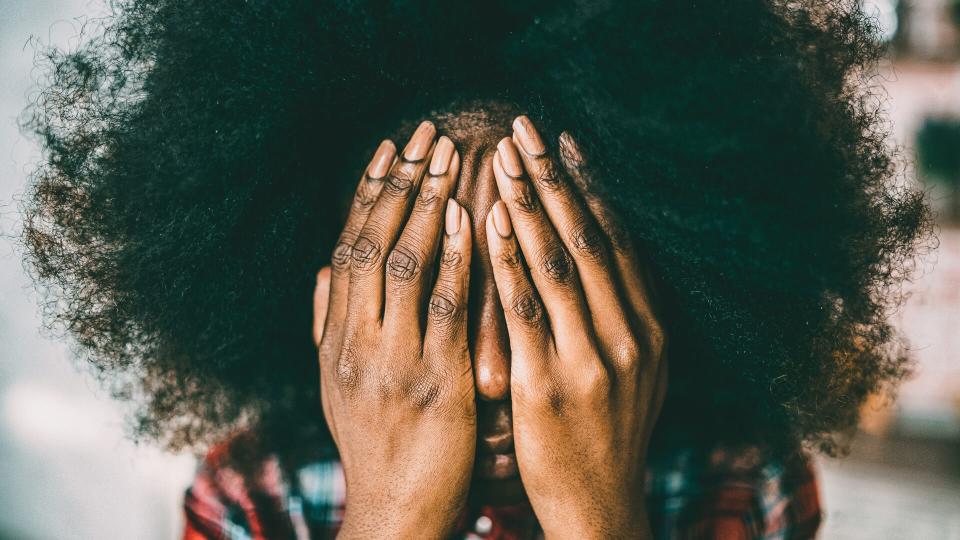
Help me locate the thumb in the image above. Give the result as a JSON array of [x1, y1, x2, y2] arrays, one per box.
[[313, 266, 332, 347]]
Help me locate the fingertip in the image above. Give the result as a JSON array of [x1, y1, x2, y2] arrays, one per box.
[[429, 136, 455, 176], [458, 203, 471, 242], [484, 203, 498, 237], [491, 151, 510, 194], [491, 200, 513, 239], [450, 149, 461, 177], [368, 139, 397, 179]]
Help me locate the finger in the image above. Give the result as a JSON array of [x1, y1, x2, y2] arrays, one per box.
[[325, 139, 395, 343], [557, 131, 658, 319], [348, 120, 437, 324], [385, 137, 461, 334], [485, 201, 551, 369], [511, 116, 630, 341], [424, 200, 472, 366], [558, 131, 665, 366], [313, 266, 332, 347], [493, 137, 590, 342]]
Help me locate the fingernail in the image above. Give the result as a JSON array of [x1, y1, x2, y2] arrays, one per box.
[[558, 131, 584, 165], [496, 138, 524, 177], [445, 198, 462, 235], [404, 120, 436, 161], [492, 200, 512, 238], [368, 140, 396, 179], [513, 116, 546, 156], [430, 136, 455, 176]]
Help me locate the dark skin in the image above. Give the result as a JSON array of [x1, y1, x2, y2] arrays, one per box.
[[313, 116, 667, 539]]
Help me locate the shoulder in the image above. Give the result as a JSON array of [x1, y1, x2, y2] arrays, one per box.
[[646, 444, 822, 540], [182, 433, 344, 540]]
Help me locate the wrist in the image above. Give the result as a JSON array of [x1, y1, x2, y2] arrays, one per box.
[[339, 510, 454, 540], [339, 491, 465, 540], [541, 497, 652, 540]]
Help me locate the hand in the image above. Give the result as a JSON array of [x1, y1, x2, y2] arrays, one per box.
[[485, 117, 668, 539], [313, 121, 475, 539]]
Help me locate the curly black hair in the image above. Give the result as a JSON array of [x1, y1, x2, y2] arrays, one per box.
[[22, 0, 930, 459]]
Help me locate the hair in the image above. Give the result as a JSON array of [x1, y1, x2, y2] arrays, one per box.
[[22, 0, 930, 460]]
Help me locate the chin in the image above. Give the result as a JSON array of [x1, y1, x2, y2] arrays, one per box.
[[470, 453, 527, 505], [469, 476, 527, 505]]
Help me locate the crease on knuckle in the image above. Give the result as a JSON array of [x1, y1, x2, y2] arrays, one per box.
[[534, 160, 563, 191], [386, 246, 421, 283], [350, 235, 383, 272], [511, 292, 543, 324], [428, 289, 460, 323], [332, 238, 355, 271], [416, 184, 441, 210], [353, 179, 382, 210], [440, 248, 463, 271], [511, 181, 539, 214], [497, 245, 524, 270], [384, 168, 416, 195], [571, 220, 604, 261], [539, 245, 574, 284]]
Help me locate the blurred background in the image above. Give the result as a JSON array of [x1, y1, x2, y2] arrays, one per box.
[[0, 0, 958, 538]]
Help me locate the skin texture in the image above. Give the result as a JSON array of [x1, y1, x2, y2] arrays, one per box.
[[22, 0, 932, 494], [315, 124, 477, 537], [312, 116, 667, 537]]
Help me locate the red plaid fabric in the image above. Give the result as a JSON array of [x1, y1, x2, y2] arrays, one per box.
[[183, 439, 821, 539]]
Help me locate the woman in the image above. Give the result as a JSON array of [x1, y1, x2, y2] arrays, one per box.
[[23, 0, 929, 538]]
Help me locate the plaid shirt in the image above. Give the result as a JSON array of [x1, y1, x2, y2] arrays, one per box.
[[183, 440, 821, 540]]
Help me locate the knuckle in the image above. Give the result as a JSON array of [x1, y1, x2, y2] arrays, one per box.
[[570, 220, 604, 261], [408, 376, 445, 412], [613, 338, 642, 369], [384, 169, 415, 195], [332, 239, 355, 271], [497, 245, 524, 270], [646, 321, 667, 358], [575, 363, 611, 401], [375, 370, 403, 401], [511, 292, 543, 324], [533, 160, 563, 191], [386, 246, 421, 283], [353, 179, 382, 210], [416, 185, 440, 209], [428, 290, 460, 323], [440, 248, 463, 271], [511, 181, 540, 214], [538, 245, 574, 284], [334, 345, 364, 394], [350, 235, 383, 272]]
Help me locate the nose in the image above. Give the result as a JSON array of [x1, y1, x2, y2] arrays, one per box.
[[455, 144, 512, 402], [470, 279, 511, 401]]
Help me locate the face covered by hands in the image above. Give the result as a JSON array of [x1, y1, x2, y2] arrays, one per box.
[[313, 114, 667, 539]]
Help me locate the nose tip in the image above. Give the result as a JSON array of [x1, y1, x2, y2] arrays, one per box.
[[475, 348, 510, 401], [471, 288, 511, 402]]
